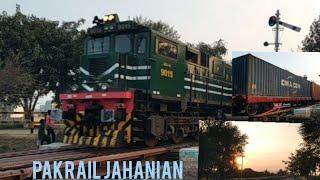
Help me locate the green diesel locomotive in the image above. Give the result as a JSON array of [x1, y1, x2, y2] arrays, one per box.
[[60, 14, 232, 147]]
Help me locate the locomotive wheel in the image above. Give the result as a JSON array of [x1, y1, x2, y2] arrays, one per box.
[[172, 130, 184, 144], [246, 104, 258, 116], [145, 135, 158, 147]]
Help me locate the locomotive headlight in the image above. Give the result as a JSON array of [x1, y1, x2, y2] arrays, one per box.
[[102, 14, 119, 23], [101, 83, 108, 90], [103, 15, 109, 22], [71, 84, 79, 92], [103, 15, 115, 22], [108, 15, 114, 21]]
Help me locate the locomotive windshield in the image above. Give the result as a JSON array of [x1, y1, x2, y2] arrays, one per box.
[[86, 36, 110, 54], [86, 33, 147, 55], [115, 34, 131, 53]]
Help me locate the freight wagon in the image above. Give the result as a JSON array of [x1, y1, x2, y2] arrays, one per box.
[[311, 82, 320, 101], [59, 14, 232, 148], [232, 53, 312, 115]]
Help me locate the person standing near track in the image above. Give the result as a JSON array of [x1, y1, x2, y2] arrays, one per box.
[[45, 110, 56, 143], [38, 119, 51, 145]]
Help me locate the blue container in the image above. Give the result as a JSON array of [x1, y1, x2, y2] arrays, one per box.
[[232, 54, 311, 98]]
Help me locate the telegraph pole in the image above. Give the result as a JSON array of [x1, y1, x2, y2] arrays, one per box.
[[274, 10, 280, 52]]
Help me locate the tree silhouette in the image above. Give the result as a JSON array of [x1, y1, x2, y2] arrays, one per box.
[[132, 16, 181, 40], [302, 14, 320, 52], [284, 110, 320, 177], [196, 40, 228, 58], [283, 145, 319, 177], [199, 120, 248, 179], [299, 111, 320, 148]]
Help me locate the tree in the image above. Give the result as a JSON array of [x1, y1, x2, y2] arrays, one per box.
[[276, 169, 288, 176], [132, 16, 181, 40], [299, 111, 320, 148], [301, 15, 320, 52], [196, 39, 228, 58], [0, 53, 35, 106], [199, 120, 248, 179], [0, 11, 85, 118], [284, 110, 320, 177], [284, 146, 319, 177]]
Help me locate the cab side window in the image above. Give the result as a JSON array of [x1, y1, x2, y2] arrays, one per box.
[[157, 37, 177, 59]]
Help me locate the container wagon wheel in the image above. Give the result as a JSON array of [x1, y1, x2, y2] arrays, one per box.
[[246, 104, 258, 116], [144, 134, 158, 147]]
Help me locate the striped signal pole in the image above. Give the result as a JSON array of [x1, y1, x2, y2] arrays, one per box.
[[264, 10, 301, 52]]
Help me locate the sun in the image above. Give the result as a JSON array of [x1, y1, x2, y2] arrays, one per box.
[[236, 156, 246, 169]]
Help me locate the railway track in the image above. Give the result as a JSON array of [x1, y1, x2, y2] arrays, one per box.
[[0, 142, 197, 179]]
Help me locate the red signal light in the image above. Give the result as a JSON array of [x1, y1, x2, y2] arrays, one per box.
[[268, 16, 277, 26]]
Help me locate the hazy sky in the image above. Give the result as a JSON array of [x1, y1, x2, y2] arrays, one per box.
[[1, 0, 319, 172], [1, 0, 320, 60]]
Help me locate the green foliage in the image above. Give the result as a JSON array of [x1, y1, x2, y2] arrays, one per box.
[[199, 120, 248, 178], [196, 39, 228, 58], [0, 11, 85, 114], [299, 112, 320, 148], [302, 15, 320, 52], [132, 16, 181, 40], [285, 111, 320, 177], [0, 54, 35, 105]]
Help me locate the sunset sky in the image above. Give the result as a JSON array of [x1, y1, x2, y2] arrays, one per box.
[[233, 121, 303, 172], [1, 0, 319, 172]]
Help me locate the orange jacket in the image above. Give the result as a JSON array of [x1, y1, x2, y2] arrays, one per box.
[[46, 115, 55, 129]]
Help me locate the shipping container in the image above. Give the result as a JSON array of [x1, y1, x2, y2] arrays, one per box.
[[232, 54, 311, 103], [311, 82, 320, 101]]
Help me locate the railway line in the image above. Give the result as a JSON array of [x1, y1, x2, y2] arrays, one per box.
[[0, 142, 197, 179]]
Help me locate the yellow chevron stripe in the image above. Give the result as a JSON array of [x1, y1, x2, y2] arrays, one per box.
[[72, 132, 80, 144], [93, 136, 101, 147], [63, 135, 69, 143], [67, 134, 73, 144], [125, 125, 132, 144], [105, 130, 112, 136], [100, 136, 107, 147], [110, 130, 119, 147], [85, 137, 93, 145], [75, 114, 81, 124], [78, 136, 84, 145]]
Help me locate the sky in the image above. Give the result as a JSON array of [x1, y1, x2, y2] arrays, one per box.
[[233, 121, 302, 172], [1, 0, 319, 172]]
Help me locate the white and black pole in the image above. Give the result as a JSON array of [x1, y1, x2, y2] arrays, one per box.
[[274, 10, 280, 52]]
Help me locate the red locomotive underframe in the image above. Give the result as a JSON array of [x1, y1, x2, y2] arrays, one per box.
[[245, 95, 312, 104], [59, 91, 135, 114]]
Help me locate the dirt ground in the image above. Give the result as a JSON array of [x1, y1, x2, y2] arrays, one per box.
[[0, 133, 38, 153], [0, 126, 65, 153]]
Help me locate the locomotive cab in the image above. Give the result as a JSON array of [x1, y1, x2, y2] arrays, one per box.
[[74, 17, 151, 93]]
